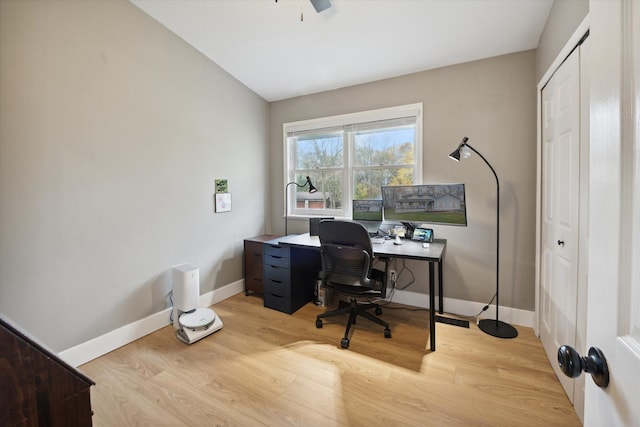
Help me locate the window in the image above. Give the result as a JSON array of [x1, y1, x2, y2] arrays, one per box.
[[284, 104, 422, 219]]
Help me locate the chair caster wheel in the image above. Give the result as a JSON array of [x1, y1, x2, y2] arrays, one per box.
[[341, 338, 350, 349], [384, 328, 391, 338], [316, 319, 323, 328], [375, 307, 382, 315]]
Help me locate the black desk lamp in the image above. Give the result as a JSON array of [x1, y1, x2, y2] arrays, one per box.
[[449, 137, 518, 339], [285, 176, 317, 235]]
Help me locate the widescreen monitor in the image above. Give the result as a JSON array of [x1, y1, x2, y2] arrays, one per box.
[[381, 183, 467, 226], [352, 199, 383, 221]]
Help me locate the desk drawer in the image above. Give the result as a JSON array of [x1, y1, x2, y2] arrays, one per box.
[[245, 266, 264, 294], [264, 277, 290, 298], [264, 245, 289, 268], [264, 244, 288, 258], [244, 249, 263, 270], [263, 264, 289, 283], [264, 292, 292, 313]]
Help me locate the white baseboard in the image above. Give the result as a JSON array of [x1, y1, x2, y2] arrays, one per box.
[[387, 289, 535, 328], [60, 280, 534, 368], [198, 279, 244, 307], [59, 279, 245, 367]]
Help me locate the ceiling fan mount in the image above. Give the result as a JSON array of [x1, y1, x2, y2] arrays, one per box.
[[309, 0, 331, 13], [274, 0, 332, 14]]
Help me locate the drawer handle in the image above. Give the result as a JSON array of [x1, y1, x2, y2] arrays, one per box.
[[269, 279, 283, 284], [270, 294, 284, 298], [269, 255, 283, 260]]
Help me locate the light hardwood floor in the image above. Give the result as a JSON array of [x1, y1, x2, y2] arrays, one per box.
[[80, 293, 581, 426]]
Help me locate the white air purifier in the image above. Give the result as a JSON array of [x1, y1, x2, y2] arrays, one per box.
[[171, 264, 223, 344]]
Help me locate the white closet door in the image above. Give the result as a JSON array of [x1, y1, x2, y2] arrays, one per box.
[[540, 47, 581, 403]]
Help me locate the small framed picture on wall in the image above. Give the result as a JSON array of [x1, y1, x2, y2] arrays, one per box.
[[215, 193, 231, 213], [215, 179, 228, 193]]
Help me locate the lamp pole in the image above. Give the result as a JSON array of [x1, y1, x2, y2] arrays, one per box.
[[449, 138, 517, 338]]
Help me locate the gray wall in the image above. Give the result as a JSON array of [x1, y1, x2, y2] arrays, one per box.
[[536, 0, 589, 82], [0, 0, 269, 352], [0, 0, 579, 352], [270, 51, 538, 311]]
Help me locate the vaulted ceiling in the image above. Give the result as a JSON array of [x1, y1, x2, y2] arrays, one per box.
[[131, 0, 553, 102]]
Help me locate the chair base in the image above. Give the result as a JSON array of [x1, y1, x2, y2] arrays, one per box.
[[316, 297, 391, 348]]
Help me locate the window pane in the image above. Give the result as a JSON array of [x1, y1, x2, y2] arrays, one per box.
[[302, 170, 343, 210], [353, 167, 414, 200], [289, 174, 322, 211], [295, 135, 343, 169], [354, 127, 414, 166]]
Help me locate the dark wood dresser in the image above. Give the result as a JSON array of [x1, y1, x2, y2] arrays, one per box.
[[243, 234, 280, 295], [1, 316, 95, 426]]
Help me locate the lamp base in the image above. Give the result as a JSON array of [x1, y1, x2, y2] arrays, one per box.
[[478, 319, 518, 339]]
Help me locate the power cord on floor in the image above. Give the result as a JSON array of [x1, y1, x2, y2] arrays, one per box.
[[473, 293, 496, 325], [374, 258, 499, 321], [377, 282, 498, 322], [169, 290, 174, 323]]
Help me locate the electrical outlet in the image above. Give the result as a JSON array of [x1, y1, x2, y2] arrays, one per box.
[[389, 269, 396, 283]]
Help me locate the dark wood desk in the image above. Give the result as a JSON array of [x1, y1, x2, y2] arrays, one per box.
[[270, 233, 446, 351]]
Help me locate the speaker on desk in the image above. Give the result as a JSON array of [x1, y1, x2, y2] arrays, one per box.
[[309, 217, 334, 236]]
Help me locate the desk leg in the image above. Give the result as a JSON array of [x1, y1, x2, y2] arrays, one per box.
[[429, 262, 436, 351], [438, 260, 443, 315]]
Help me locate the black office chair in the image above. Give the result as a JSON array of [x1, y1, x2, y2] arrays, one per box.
[[315, 220, 391, 349]]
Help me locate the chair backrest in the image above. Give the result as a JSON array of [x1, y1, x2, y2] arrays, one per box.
[[318, 220, 376, 288]]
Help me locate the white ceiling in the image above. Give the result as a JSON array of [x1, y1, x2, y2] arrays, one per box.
[[131, 0, 552, 102]]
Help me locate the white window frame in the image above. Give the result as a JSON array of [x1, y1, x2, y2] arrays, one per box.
[[283, 103, 423, 220]]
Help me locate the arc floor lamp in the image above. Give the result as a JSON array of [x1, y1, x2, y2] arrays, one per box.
[[449, 137, 518, 339], [285, 176, 317, 236]]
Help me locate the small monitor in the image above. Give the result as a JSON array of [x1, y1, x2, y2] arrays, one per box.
[[352, 199, 383, 221], [412, 227, 433, 242]]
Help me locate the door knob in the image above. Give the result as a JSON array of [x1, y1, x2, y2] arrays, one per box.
[[557, 345, 609, 388], [557, 240, 565, 246]]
